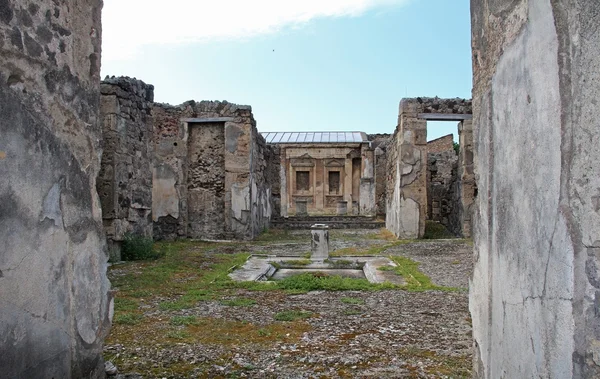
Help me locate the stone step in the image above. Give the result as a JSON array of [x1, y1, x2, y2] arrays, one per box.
[[270, 217, 385, 230]]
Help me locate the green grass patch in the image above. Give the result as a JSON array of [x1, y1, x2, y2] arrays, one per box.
[[423, 221, 455, 239], [274, 310, 313, 321], [330, 240, 412, 257], [340, 297, 365, 305], [343, 309, 363, 316], [276, 272, 396, 292], [114, 297, 138, 311], [122, 233, 163, 261], [220, 298, 257, 307], [114, 313, 142, 325], [284, 259, 312, 266], [169, 316, 199, 326], [389, 256, 460, 292], [166, 330, 191, 340]]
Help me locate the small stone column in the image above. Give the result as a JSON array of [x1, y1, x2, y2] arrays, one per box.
[[311, 224, 330, 261], [296, 199, 308, 216], [337, 201, 348, 215]]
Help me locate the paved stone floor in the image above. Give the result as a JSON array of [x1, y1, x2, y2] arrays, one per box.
[[105, 229, 473, 378]]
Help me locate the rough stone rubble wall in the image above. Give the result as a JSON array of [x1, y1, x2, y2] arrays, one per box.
[[152, 102, 194, 240], [98, 77, 154, 260], [427, 150, 458, 228], [385, 98, 471, 238], [427, 134, 454, 154], [265, 144, 281, 217], [470, 0, 600, 377], [368, 134, 392, 216], [0, 1, 111, 378], [152, 100, 271, 240]]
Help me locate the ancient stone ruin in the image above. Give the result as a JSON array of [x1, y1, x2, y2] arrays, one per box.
[[470, 1, 600, 377], [1, 0, 600, 377], [385, 97, 473, 238], [0, 1, 111, 377]]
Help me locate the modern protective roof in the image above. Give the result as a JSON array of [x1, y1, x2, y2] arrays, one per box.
[[261, 131, 368, 144]]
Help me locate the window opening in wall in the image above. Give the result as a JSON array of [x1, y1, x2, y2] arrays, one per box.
[[328, 171, 340, 194], [296, 171, 310, 191]]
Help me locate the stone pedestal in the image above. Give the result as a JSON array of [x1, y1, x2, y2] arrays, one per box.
[[310, 224, 330, 261], [337, 201, 348, 215], [296, 200, 308, 216]]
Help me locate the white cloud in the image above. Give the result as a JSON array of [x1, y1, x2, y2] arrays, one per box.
[[102, 0, 408, 61]]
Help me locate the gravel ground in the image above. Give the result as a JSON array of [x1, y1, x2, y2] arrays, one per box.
[[105, 231, 473, 378]]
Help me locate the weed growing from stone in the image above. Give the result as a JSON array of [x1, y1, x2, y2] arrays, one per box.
[[114, 313, 142, 325], [340, 297, 365, 305], [274, 310, 313, 321], [422, 221, 455, 239], [169, 316, 199, 326], [122, 233, 162, 261], [220, 298, 257, 307], [166, 330, 191, 340], [114, 297, 138, 311]]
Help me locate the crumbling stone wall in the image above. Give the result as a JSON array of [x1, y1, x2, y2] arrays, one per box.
[[385, 98, 471, 238], [187, 122, 226, 239], [152, 100, 271, 240], [265, 144, 281, 217], [368, 134, 392, 216], [0, 1, 111, 377], [152, 102, 194, 240], [427, 134, 454, 154], [427, 150, 458, 227], [470, 1, 600, 377], [98, 76, 154, 261]]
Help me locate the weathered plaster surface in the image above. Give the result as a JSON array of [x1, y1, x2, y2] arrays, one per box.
[[0, 1, 110, 377], [151, 100, 270, 240], [470, 0, 600, 377], [386, 98, 471, 239]]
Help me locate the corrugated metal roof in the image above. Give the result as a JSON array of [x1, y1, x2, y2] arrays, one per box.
[[261, 132, 367, 144]]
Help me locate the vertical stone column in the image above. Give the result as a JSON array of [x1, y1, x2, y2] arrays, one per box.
[[458, 120, 474, 238], [396, 100, 428, 238], [337, 201, 348, 215], [280, 148, 288, 217], [310, 224, 330, 261], [360, 146, 376, 216], [344, 158, 353, 203]]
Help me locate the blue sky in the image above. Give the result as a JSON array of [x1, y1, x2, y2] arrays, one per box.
[[101, 0, 471, 141]]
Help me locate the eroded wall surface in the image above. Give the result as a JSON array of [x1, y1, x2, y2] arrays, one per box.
[[369, 134, 392, 217], [470, 0, 600, 377], [0, 1, 111, 377], [152, 100, 270, 240], [386, 98, 471, 238], [99, 77, 154, 260], [427, 150, 458, 228]]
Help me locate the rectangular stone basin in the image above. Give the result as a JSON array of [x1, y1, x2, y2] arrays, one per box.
[[270, 268, 366, 280]]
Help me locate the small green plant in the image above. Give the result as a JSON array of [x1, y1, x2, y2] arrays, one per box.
[[343, 309, 363, 316], [220, 298, 257, 307], [257, 328, 271, 337], [340, 297, 365, 305], [377, 265, 396, 272], [169, 315, 199, 326], [276, 272, 394, 292], [284, 259, 312, 266], [121, 233, 161, 261], [274, 310, 313, 321], [166, 330, 191, 339], [423, 221, 455, 240], [114, 297, 138, 311], [453, 141, 460, 155], [114, 313, 142, 325]]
